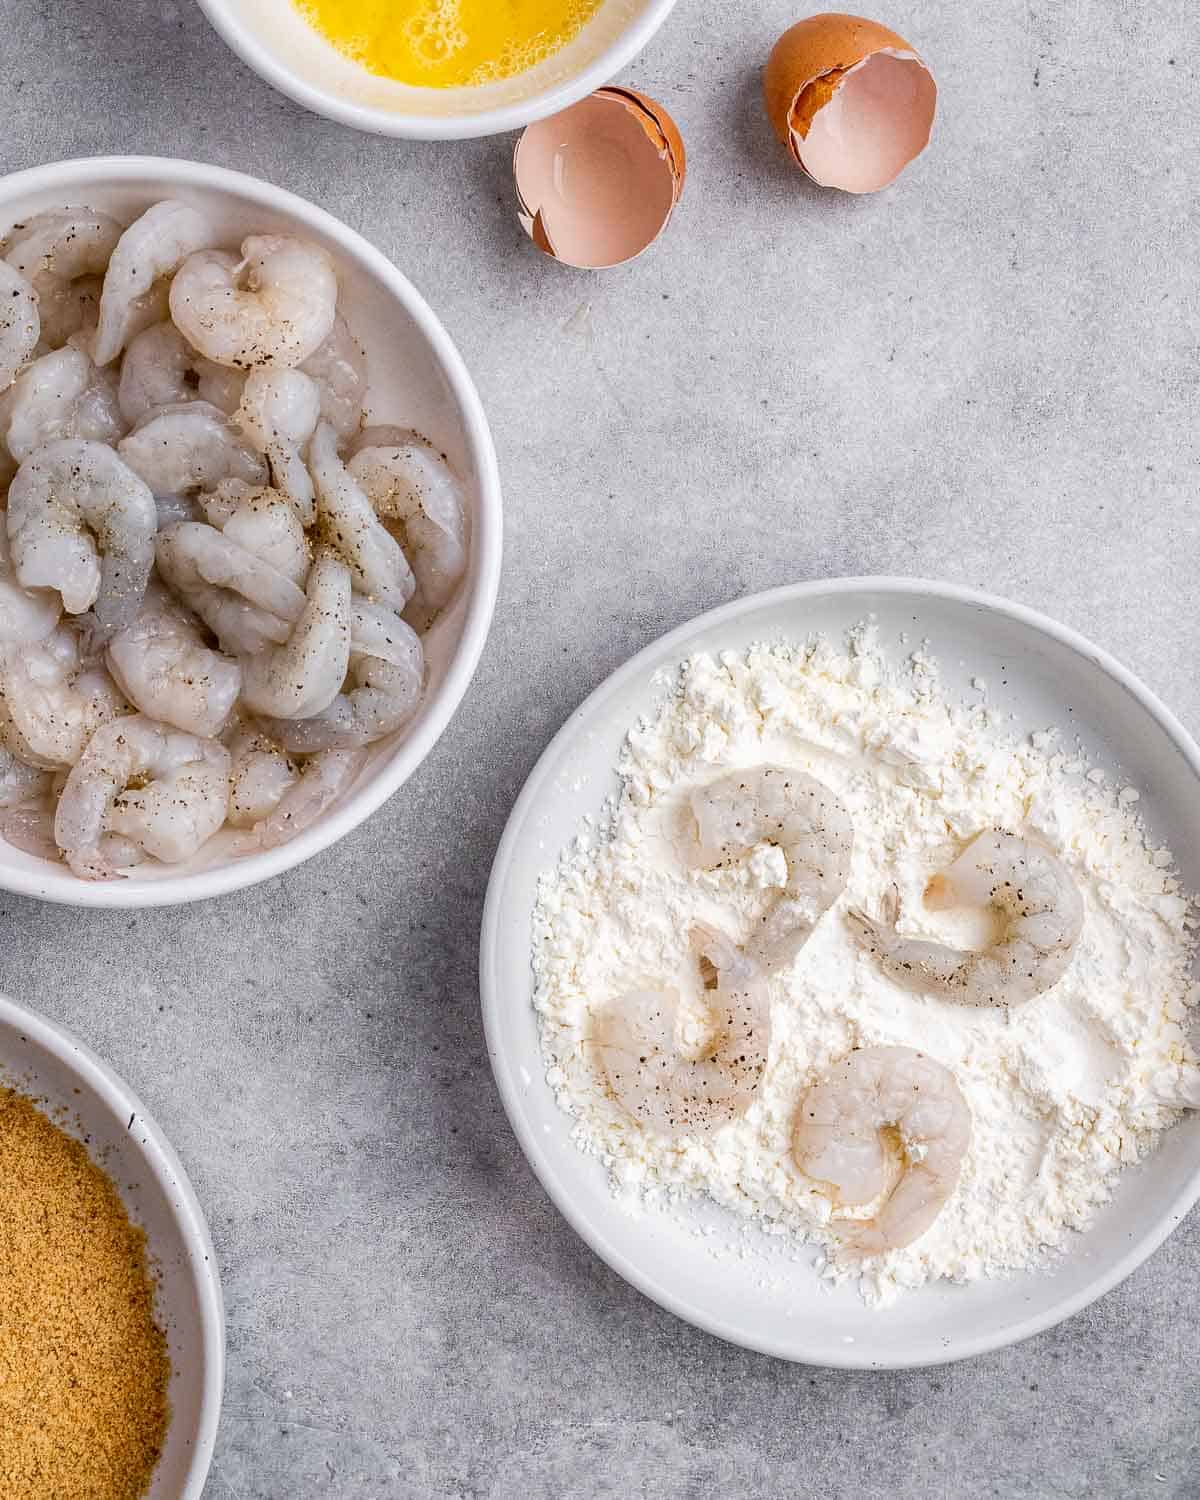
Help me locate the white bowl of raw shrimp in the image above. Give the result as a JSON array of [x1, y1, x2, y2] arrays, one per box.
[[0, 156, 501, 908]]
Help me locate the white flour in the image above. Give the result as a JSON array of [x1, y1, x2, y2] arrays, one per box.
[[530, 626, 1200, 1306]]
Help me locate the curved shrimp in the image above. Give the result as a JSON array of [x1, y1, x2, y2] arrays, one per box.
[[224, 720, 298, 830], [847, 830, 1084, 1008], [231, 747, 365, 855], [155, 532, 297, 657], [117, 321, 245, 426], [54, 714, 230, 879], [107, 586, 241, 738], [5, 347, 125, 462], [239, 553, 352, 721], [200, 481, 309, 586], [258, 642, 424, 753], [310, 422, 414, 611], [6, 439, 157, 638], [169, 236, 337, 371], [235, 368, 321, 526], [0, 529, 60, 645], [0, 625, 127, 768], [255, 597, 422, 752], [4, 209, 123, 350], [155, 520, 305, 655], [685, 765, 854, 972], [348, 438, 469, 617], [300, 311, 367, 438], [793, 1046, 972, 1256], [93, 200, 217, 366], [592, 925, 771, 1138], [118, 400, 266, 495], [0, 261, 39, 391]]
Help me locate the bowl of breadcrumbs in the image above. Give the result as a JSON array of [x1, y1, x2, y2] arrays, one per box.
[[0, 992, 223, 1499]]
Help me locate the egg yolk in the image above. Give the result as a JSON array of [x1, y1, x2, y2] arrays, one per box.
[[299, 0, 605, 89]]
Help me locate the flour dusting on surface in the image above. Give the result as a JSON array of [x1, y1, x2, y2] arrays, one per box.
[[530, 625, 1200, 1306]]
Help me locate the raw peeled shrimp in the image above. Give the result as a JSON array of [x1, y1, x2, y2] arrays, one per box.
[[310, 422, 414, 611], [118, 400, 266, 495], [93, 200, 217, 366], [0, 625, 126, 768], [4, 347, 125, 461], [300, 312, 367, 438], [0, 261, 39, 391], [201, 481, 309, 586], [235, 368, 321, 451], [256, 596, 422, 752], [0, 529, 60, 645], [4, 209, 123, 350], [592, 925, 771, 1137], [347, 598, 423, 668], [685, 765, 854, 971], [847, 830, 1084, 1008], [224, 720, 297, 829], [156, 522, 300, 657], [793, 1045, 972, 1256], [107, 586, 241, 738], [235, 369, 321, 526], [6, 439, 157, 637], [231, 747, 365, 855], [54, 714, 230, 879], [259, 647, 424, 754], [348, 438, 468, 615], [169, 236, 337, 371], [155, 520, 305, 655], [239, 553, 352, 721], [117, 321, 245, 426]]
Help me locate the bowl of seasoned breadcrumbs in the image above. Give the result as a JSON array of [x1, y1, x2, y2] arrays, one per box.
[[0, 991, 223, 1500]]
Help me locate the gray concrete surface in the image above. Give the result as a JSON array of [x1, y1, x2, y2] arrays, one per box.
[[2, 1, 1198, 1496]]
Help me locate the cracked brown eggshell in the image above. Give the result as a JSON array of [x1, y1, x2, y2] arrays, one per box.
[[514, 88, 685, 270], [764, 13, 937, 193]]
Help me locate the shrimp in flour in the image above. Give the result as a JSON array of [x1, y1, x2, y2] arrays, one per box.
[[793, 1046, 972, 1256], [684, 765, 854, 971], [848, 829, 1084, 1007]]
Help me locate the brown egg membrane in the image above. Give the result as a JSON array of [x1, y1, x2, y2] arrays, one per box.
[[514, 88, 685, 270], [764, 13, 936, 194]]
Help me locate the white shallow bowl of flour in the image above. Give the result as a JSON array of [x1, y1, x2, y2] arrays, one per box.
[[0, 157, 502, 908], [481, 577, 1200, 1368]]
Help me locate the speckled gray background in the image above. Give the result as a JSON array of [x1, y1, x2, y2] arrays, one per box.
[[2, 1, 1198, 1495]]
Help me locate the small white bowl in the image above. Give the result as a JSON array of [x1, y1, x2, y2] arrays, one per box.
[[482, 577, 1200, 1367], [0, 156, 502, 909], [0, 991, 224, 1498], [195, 0, 679, 139]]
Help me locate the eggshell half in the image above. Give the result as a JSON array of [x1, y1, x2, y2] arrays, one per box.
[[764, 13, 936, 193], [514, 89, 685, 270]]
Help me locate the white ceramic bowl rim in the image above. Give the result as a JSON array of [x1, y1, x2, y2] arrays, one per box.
[[195, 0, 679, 140], [0, 156, 502, 909], [0, 989, 224, 1495], [481, 574, 1200, 1368]]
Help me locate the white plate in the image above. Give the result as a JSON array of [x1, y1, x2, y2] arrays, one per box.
[[481, 577, 1200, 1367]]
